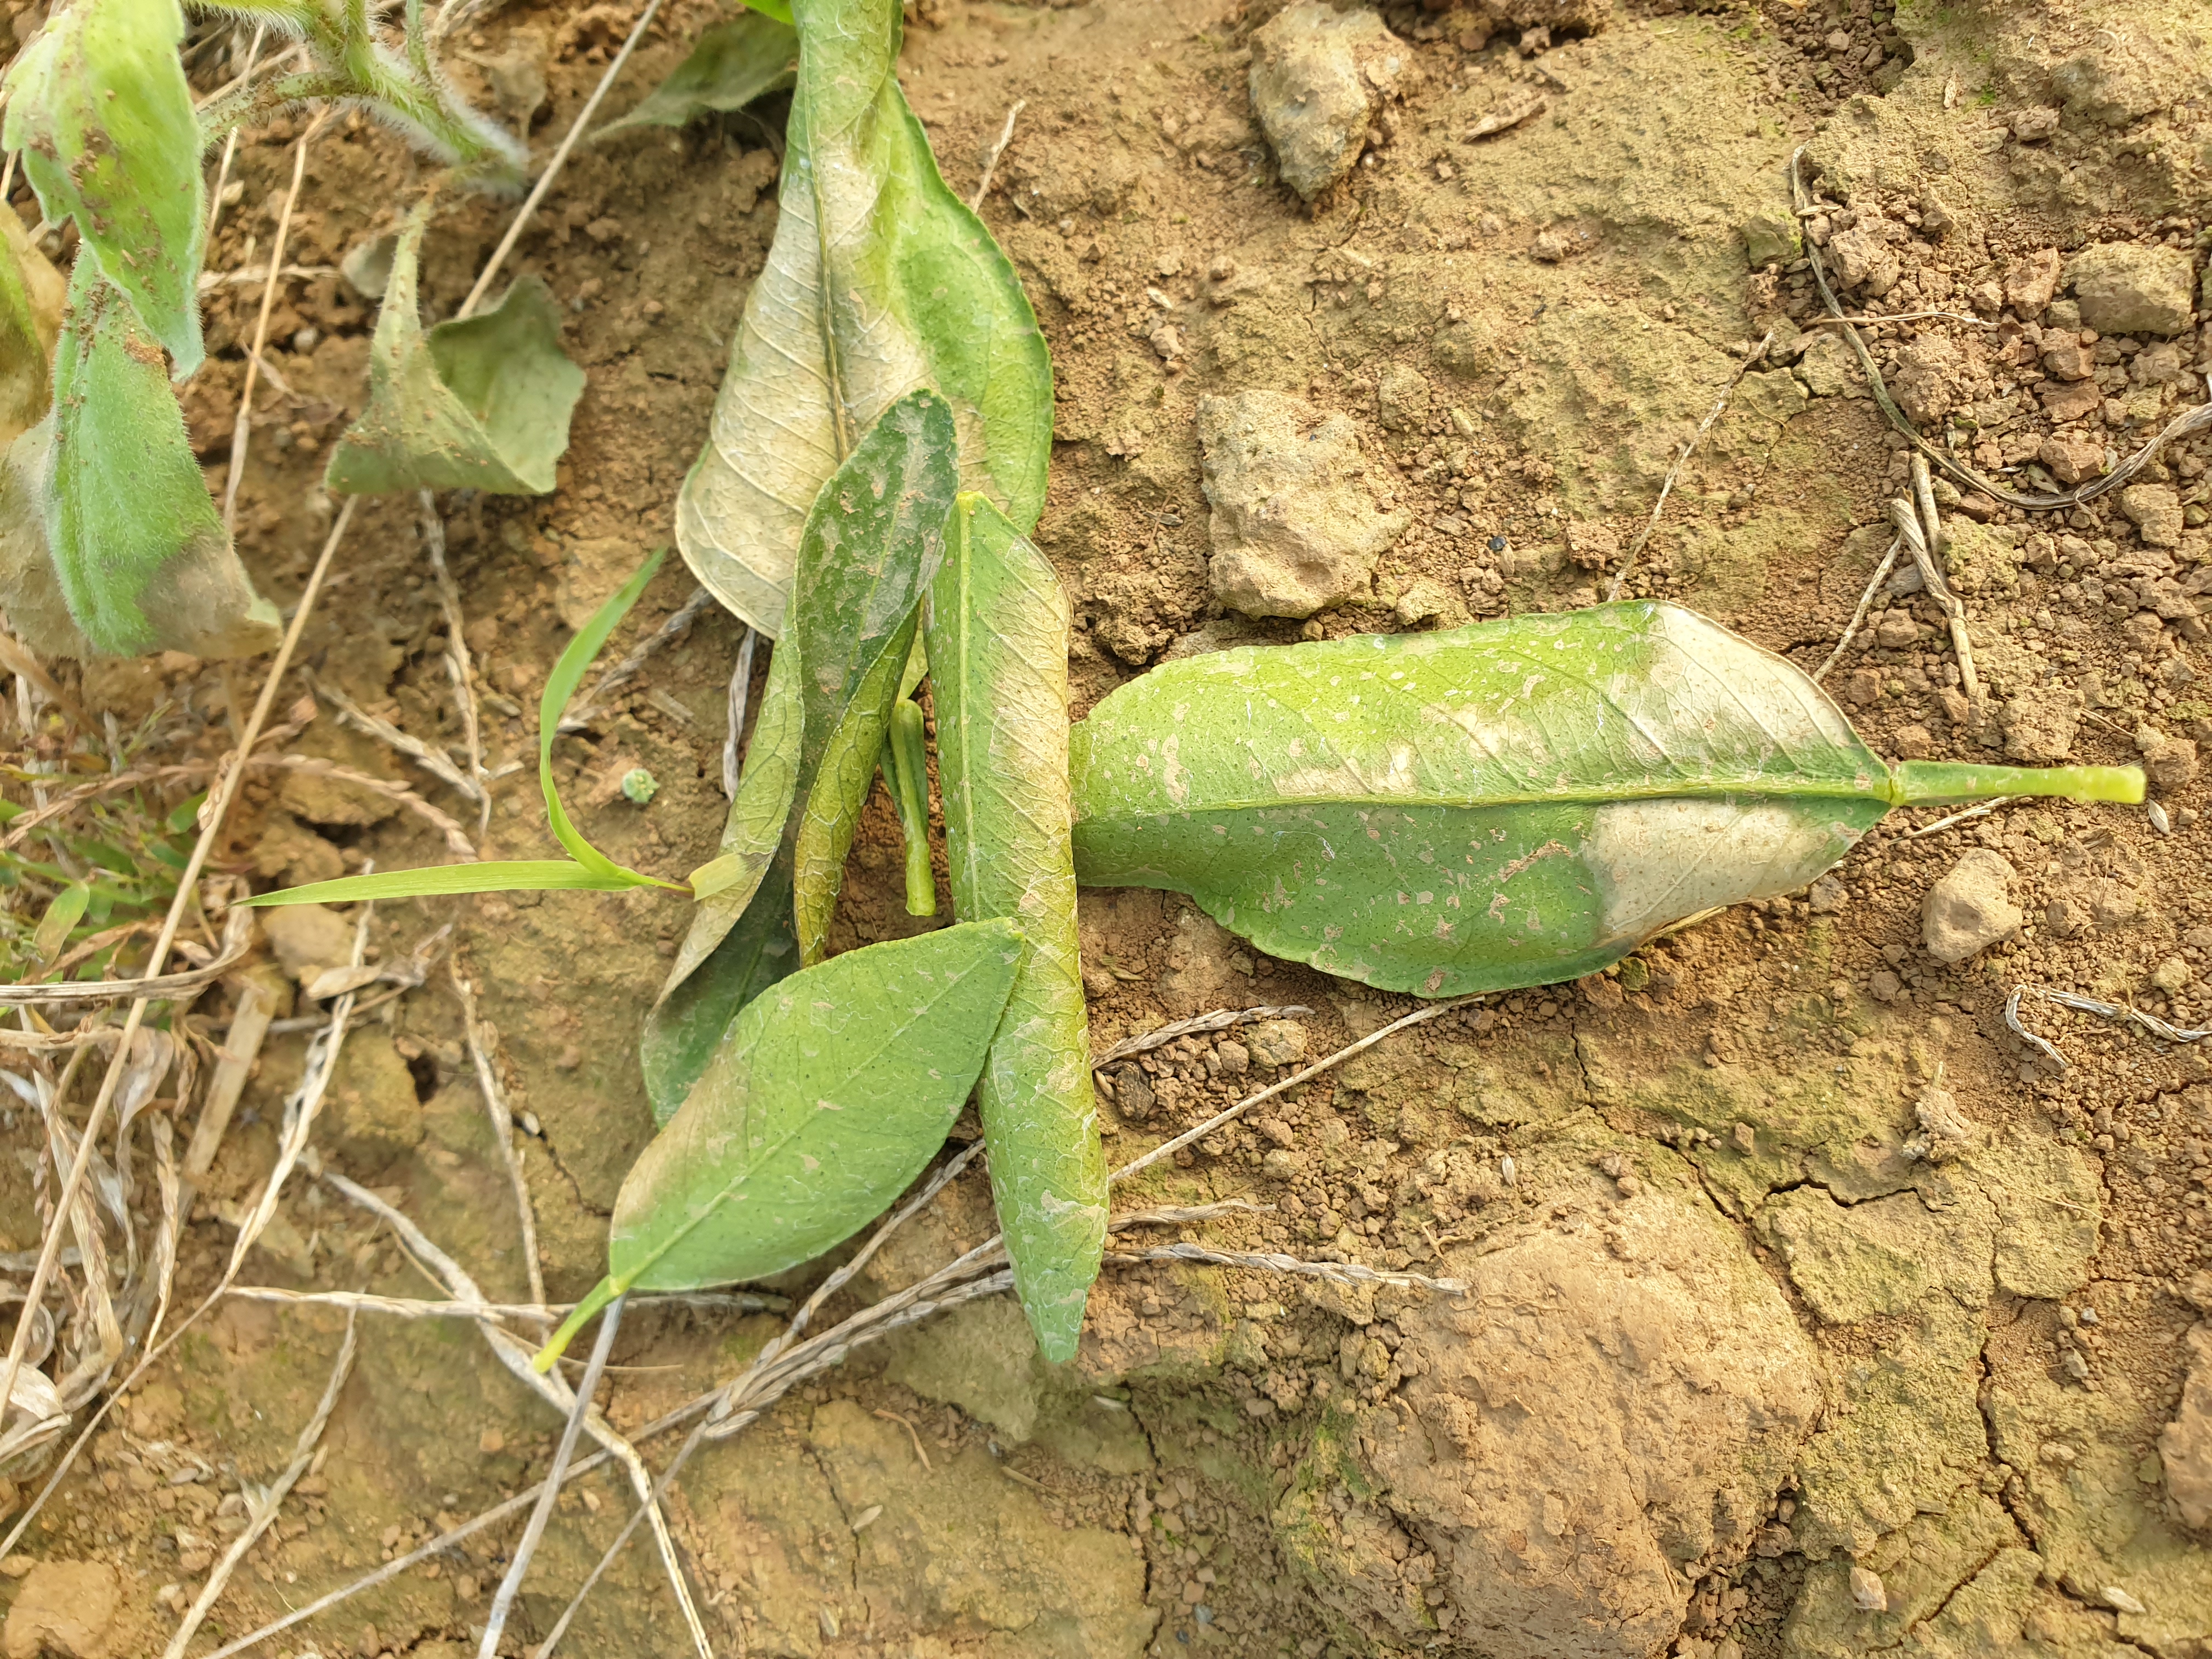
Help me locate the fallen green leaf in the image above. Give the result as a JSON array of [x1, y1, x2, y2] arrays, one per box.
[[672, 0, 1051, 637], [325, 202, 584, 496], [540, 917, 1025, 1368], [2, 0, 206, 374], [30, 258, 278, 659], [643, 390, 958, 1120], [928, 493, 1105, 1363], [594, 12, 797, 140], [1070, 602, 2145, 997]]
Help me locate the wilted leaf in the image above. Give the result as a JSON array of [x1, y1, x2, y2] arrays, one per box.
[[928, 494, 1105, 1363], [0, 214, 64, 449], [2, 0, 205, 375], [30, 259, 279, 659], [325, 204, 584, 496], [594, 13, 797, 140], [540, 918, 1024, 1366], [672, 0, 1051, 638], [1070, 602, 2144, 997], [642, 390, 958, 1121]]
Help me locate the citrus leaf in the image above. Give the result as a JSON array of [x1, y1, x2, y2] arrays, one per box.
[[1069, 602, 2145, 998], [325, 203, 584, 496], [672, 0, 1051, 638], [544, 918, 1024, 1363], [0, 213, 64, 451], [243, 861, 650, 908], [594, 13, 797, 140], [1, 0, 205, 375], [33, 258, 279, 660], [642, 390, 957, 1120], [927, 493, 1105, 1362]]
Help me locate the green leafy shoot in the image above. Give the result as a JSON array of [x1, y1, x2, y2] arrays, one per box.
[[325, 202, 585, 497], [1070, 601, 2146, 998], [537, 917, 1025, 1370], [2, 0, 206, 374], [30, 881, 89, 967], [0, 786, 205, 984], [246, 551, 687, 909], [594, 12, 798, 140]]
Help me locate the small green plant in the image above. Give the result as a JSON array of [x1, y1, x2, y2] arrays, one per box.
[[0, 0, 536, 661], [0, 787, 204, 985]]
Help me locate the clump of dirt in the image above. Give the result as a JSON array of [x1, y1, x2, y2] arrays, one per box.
[[5, 0, 2212, 1655]]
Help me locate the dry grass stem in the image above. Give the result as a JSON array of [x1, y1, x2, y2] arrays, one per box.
[[1096, 1003, 1314, 1065], [479, 1295, 624, 1659], [458, 0, 668, 318], [313, 675, 486, 805], [220, 110, 328, 534], [560, 584, 718, 734], [159, 1314, 358, 1659], [970, 100, 1027, 211], [1812, 532, 1902, 682], [1801, 309, 1993, 330], [221, 1286, 782, 1321], [1894, 465, 1979, 699], [2008, 986, 2212, 1067], [1902, 797, 2022, 840], [178, 973, 280, 1203], [1604, 328, 1775, 602], [0, 496, 361, 1559], [450, 962, 546, 1313], [1105, 1243, 1466, 1294], [420, 491, 492, 839], [1787, 145, 2212, 510], [0, 906, 251, 1008]]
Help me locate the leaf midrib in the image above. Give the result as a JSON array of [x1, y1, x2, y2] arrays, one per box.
[[1080, 770, 1905, 822]]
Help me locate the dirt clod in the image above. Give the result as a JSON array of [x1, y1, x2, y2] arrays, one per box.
[[1246, 2, 1406, 203], [2, 1561, 121, 1659], [1920, 849, 2022, 963]]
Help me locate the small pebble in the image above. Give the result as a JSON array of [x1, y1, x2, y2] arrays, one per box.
[[1848, 1564, 1888, 1612], [1499, 1154, 1517, 1187], [2148, 801, 2171, 834]]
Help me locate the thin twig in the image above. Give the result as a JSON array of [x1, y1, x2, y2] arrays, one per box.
[[221, 110, 328, 533], [1812, 532, 1903, 682], [178, 972, 280, 1207], [0, 496, 362, 1563], [1605, 328, 1775, 602], [220, 1286, 783, 1321], [2007, 985, 2212, 1071], [160, 1314, 357, 1659], [1897, 462, 1979, 699], [420, 491, 491, 840], [560, 584, 716, 733], [1096, 1003, 1314, 1065], [1104, 1243, 1465, 1293], [1800, 308, 1994, 330], [0, 907, 253, 1007], [458, 0, 667, 319], [1787, 146, 2212, 511], [1901, 796, 2022, 840], [478, 1294, 623, 1659], [970, 100, 1026, 212], [723, 626, 757, 799], [450, 962, 546, 1315]]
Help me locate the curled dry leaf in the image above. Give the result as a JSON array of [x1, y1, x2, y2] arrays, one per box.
[[643, 390, 959, 1122], [2, 0, 206, 374], [324, 203, 585, 496], [541, 917, 1025, 1365], [1070, 602, 2143, 997], [22, 260, 279, 660], [673, 0, 1050, 638], [927, 494, 1105, 1363], [594, 12, 798, 140]]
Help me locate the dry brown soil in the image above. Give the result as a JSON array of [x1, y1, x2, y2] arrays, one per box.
[[4, 0, 2212, 1656]]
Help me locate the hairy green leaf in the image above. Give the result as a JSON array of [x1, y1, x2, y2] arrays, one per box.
[[672, 0, 1051, 638], [595, 13, 797, 140], [0, 221, 82, 657], [30, 259, 279, 660], [2, 0, 205, 374], [642, 390, 957, 1120], [1070, 602, 2145, 997], [928, 494, 1105, 1363], [543, 917, 1024, 1366], [325, 204, 584, 496]]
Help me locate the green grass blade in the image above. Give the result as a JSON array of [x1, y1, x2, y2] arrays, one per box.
[[244, 861, 649, 907], [540, 547, 668, 881]]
